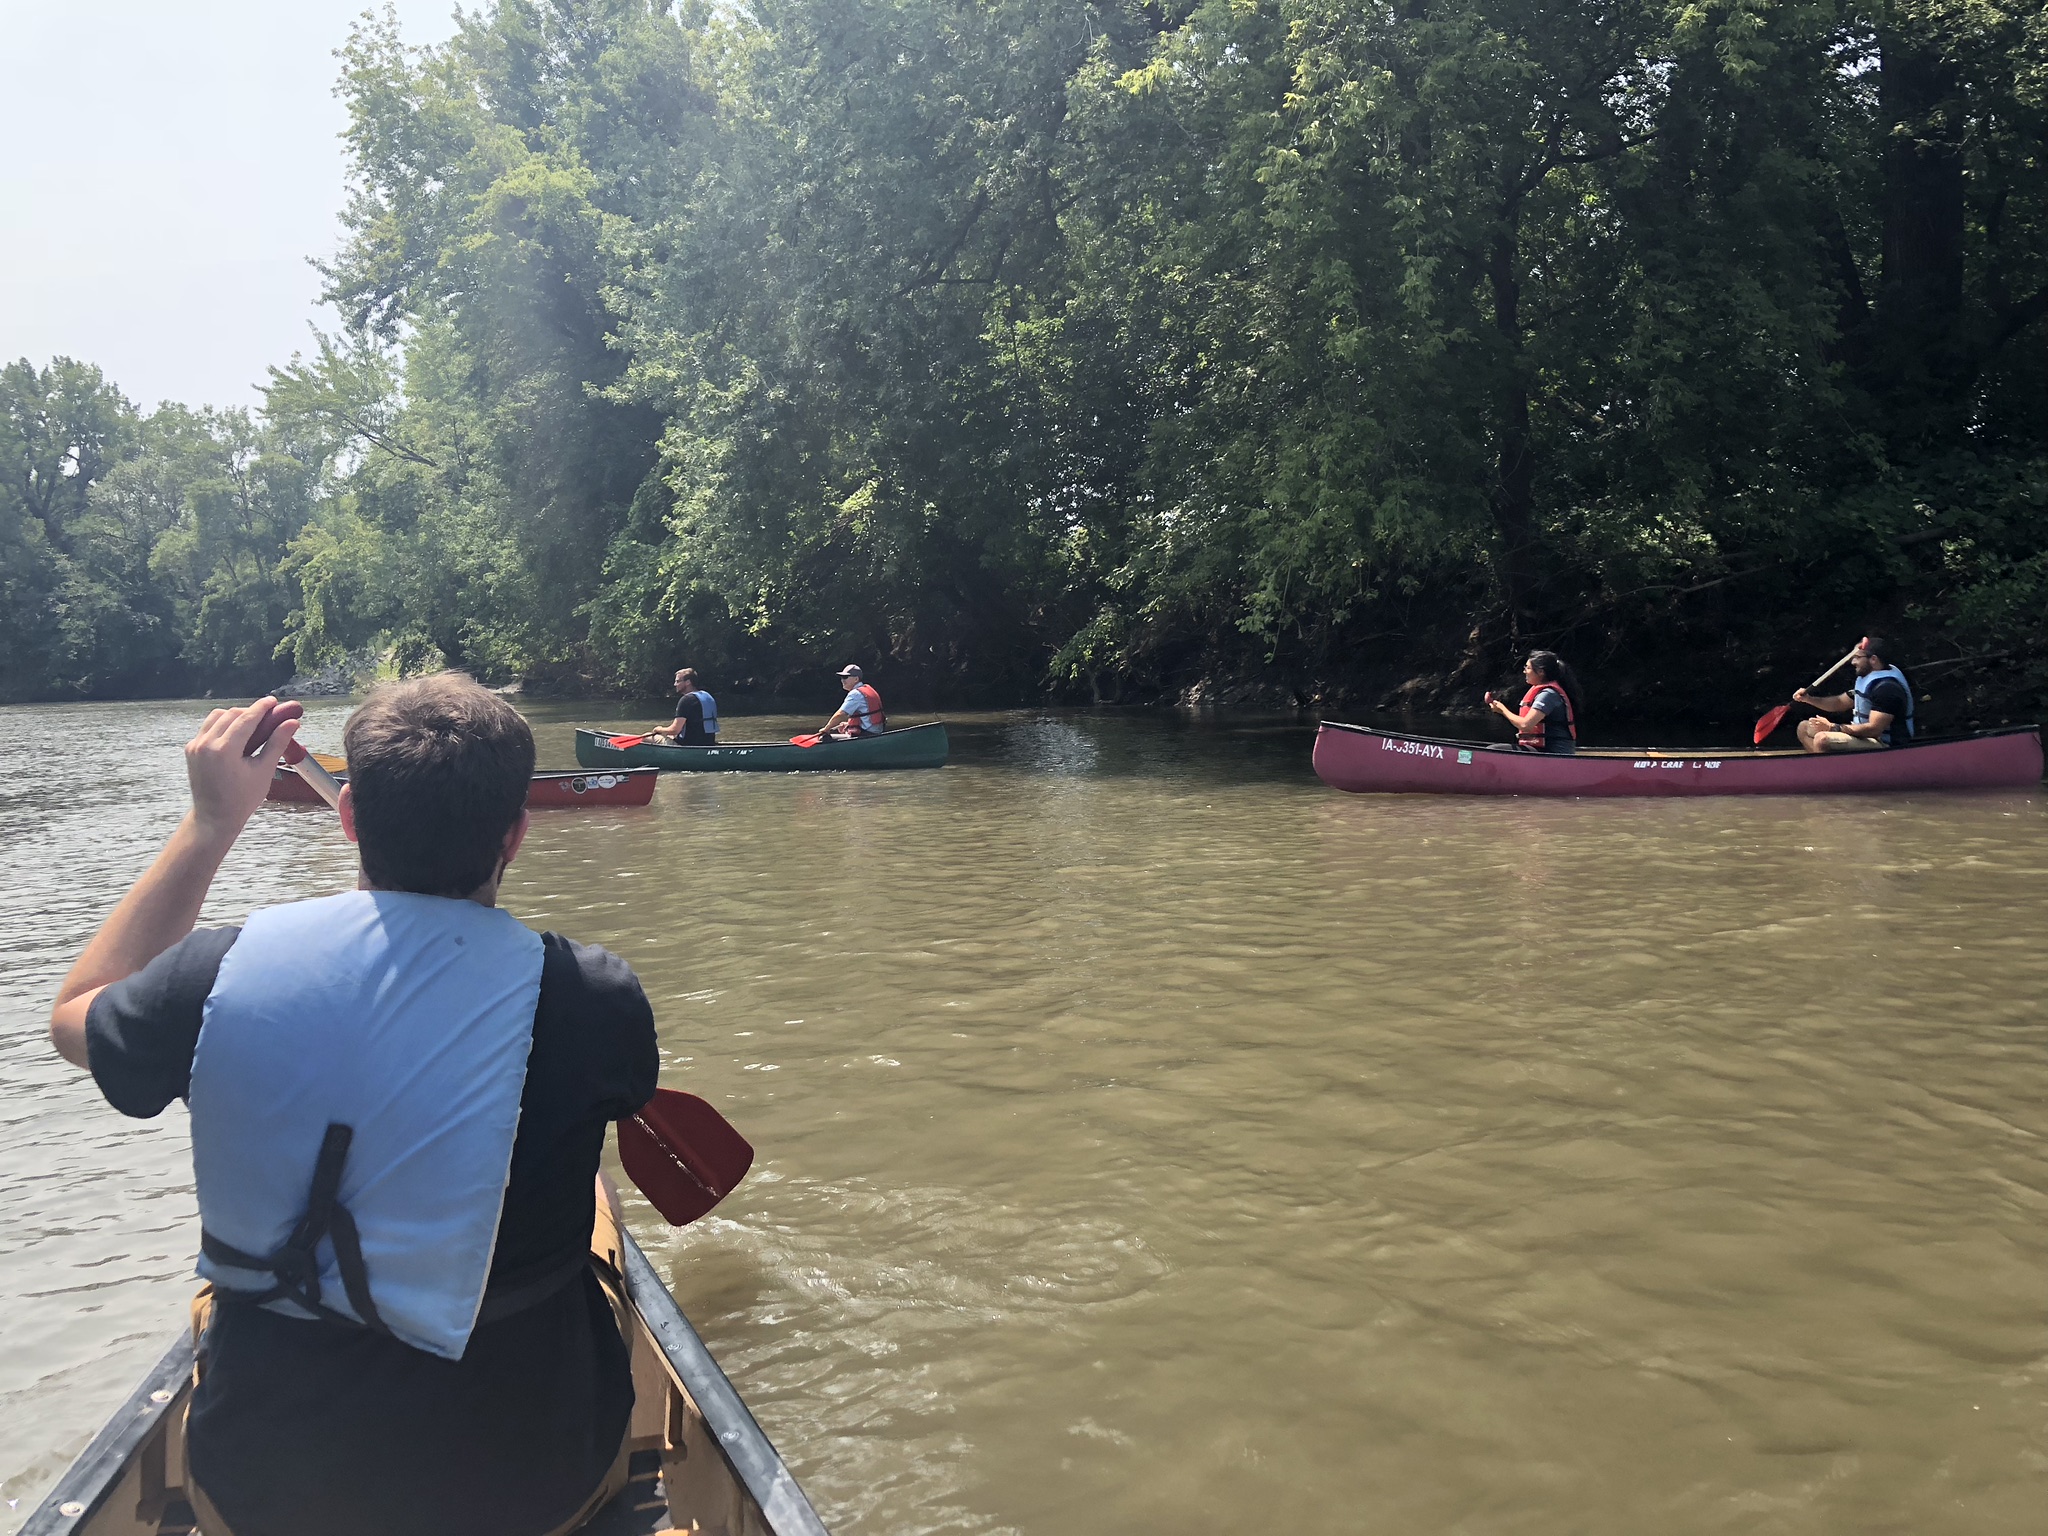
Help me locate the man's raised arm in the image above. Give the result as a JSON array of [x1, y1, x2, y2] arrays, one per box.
[[49, 699, 299, 1068]]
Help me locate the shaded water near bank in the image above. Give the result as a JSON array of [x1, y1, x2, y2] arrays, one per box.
[[2, 699, 2044, 1534]]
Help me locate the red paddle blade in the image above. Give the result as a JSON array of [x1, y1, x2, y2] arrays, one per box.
[[1752, 704, 1791, 745], [789, 734, 823, 748], [617, 1089, 755, 1226], [608, 734, 647, 749]]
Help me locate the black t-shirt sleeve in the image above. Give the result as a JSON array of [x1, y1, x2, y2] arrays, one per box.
[[564, 936, 660, 1118], [486, 935, 660, 1282], [676, 694, 703, 727], [85, 926, 241, 1119], [1864, 676, 1910, 718]]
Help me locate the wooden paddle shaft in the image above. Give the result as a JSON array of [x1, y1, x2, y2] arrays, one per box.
[[1805, 644, 1864, 692], [282, 740, 346, 811]]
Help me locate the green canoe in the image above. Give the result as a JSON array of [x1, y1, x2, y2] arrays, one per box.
[[576, 722, 949, 772]]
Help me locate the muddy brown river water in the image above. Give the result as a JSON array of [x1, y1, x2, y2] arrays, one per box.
[[2, 699, 2045, 1534]]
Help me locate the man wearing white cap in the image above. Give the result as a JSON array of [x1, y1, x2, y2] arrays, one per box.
[[815, 664, 887, 740]]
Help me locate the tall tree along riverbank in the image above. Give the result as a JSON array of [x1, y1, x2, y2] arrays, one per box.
[[5, 0, 2044, 717]]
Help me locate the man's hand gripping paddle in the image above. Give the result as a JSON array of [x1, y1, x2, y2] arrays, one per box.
[[246, 702, 755, 1228], [243, 700, 346, 809], [1753, 643, 1863, 745]]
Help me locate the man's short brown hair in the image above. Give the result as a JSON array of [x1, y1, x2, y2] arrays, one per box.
[[343, 673, 535, 896]]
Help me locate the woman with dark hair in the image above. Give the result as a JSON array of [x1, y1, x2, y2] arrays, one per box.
[[1486, 651, 1583, 754]]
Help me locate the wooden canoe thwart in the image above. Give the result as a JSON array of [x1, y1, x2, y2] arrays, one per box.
[[18, 1230, 829, 1536], [576, 723, 949, 772], [1312, 721, 2044, 797], [266, 762, 660, 809]]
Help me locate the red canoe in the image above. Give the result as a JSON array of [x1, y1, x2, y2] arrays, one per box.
[[267, 764, 659, 809], [1313, 721, 2043, 797]]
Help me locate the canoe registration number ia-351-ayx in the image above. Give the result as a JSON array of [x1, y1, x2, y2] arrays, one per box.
[[1380, 738, 1446, 759]]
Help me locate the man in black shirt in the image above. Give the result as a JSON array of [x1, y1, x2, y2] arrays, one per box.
[[48, 676, 658, 1536], [1793, 636, 1916, 753], [652, 666, 718, 745]]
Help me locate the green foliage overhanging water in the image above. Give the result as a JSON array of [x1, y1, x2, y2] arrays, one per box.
[[4, 0, 2045, 717]]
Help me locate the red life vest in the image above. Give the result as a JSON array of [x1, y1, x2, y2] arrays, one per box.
[[850, 682, 886, 734], [1517, 681, 1576, 752]]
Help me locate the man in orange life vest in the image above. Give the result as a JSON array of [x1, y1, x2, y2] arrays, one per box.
[[815, 664, 886, 740]]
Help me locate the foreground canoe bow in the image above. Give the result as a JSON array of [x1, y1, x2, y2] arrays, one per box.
[[1313, 721, 2043, 796], [20, 1228, 828, 1536], [266, 756, 660, 809], [576, 722, 948, 772]]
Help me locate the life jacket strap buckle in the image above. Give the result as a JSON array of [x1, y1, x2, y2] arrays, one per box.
[[199, 1122, 394, 1339]]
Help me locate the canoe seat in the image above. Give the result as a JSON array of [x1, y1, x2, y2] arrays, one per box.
[[573, 1450, 672, 1534]]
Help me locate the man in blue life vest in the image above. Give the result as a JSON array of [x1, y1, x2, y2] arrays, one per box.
[[1792, 635, 1916, 753], [652, 666, 719, 744], [48, 674, 658, 1536], [815, 663, 886, 739]]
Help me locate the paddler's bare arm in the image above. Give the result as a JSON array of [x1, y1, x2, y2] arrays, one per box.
[[1793, 689, 1853, 714], [1484, 693, 1540, 731], [48, 699, 299, 1069]]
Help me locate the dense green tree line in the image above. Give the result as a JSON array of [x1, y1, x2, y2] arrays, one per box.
[[1, 360, 317, 700], [6, 0, 2045, 715]]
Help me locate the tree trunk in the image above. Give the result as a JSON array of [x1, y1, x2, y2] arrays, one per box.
[[1487, 229, 1535, 643], [1873, 27, 1967, 444]]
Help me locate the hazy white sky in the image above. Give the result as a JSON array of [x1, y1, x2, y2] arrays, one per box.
[[0, 1, 460, 410]]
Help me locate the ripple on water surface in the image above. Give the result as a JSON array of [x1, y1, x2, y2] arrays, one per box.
[[2, 701, 2046, 1533]]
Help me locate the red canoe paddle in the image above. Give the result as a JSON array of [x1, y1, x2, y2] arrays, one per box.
[[1753, 643, 1863, 745], [607, 733, 650, 749], [618, 1089, 755, 1225], [788, 733, 825, 748]]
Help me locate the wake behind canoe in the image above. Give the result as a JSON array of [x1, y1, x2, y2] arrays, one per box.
[[1312, 720, 2043, 796], [20, 1228, 828, 1536], [577, 722, 949, 772], [267, 763, 660, 808]]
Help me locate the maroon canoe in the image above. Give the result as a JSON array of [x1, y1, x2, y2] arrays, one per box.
[[267, 764, 659, 809], [1313, 721, 2043, 797]]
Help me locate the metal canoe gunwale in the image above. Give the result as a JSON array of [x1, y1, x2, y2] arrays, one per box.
[[17, 1334, 196, 1536], [620, 1234, 828, 1535]]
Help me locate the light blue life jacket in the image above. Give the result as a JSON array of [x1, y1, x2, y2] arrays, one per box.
[[691, 689, 718, 737], [189, 890, 544, 1360], [1852, 665, 1915, 745]]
